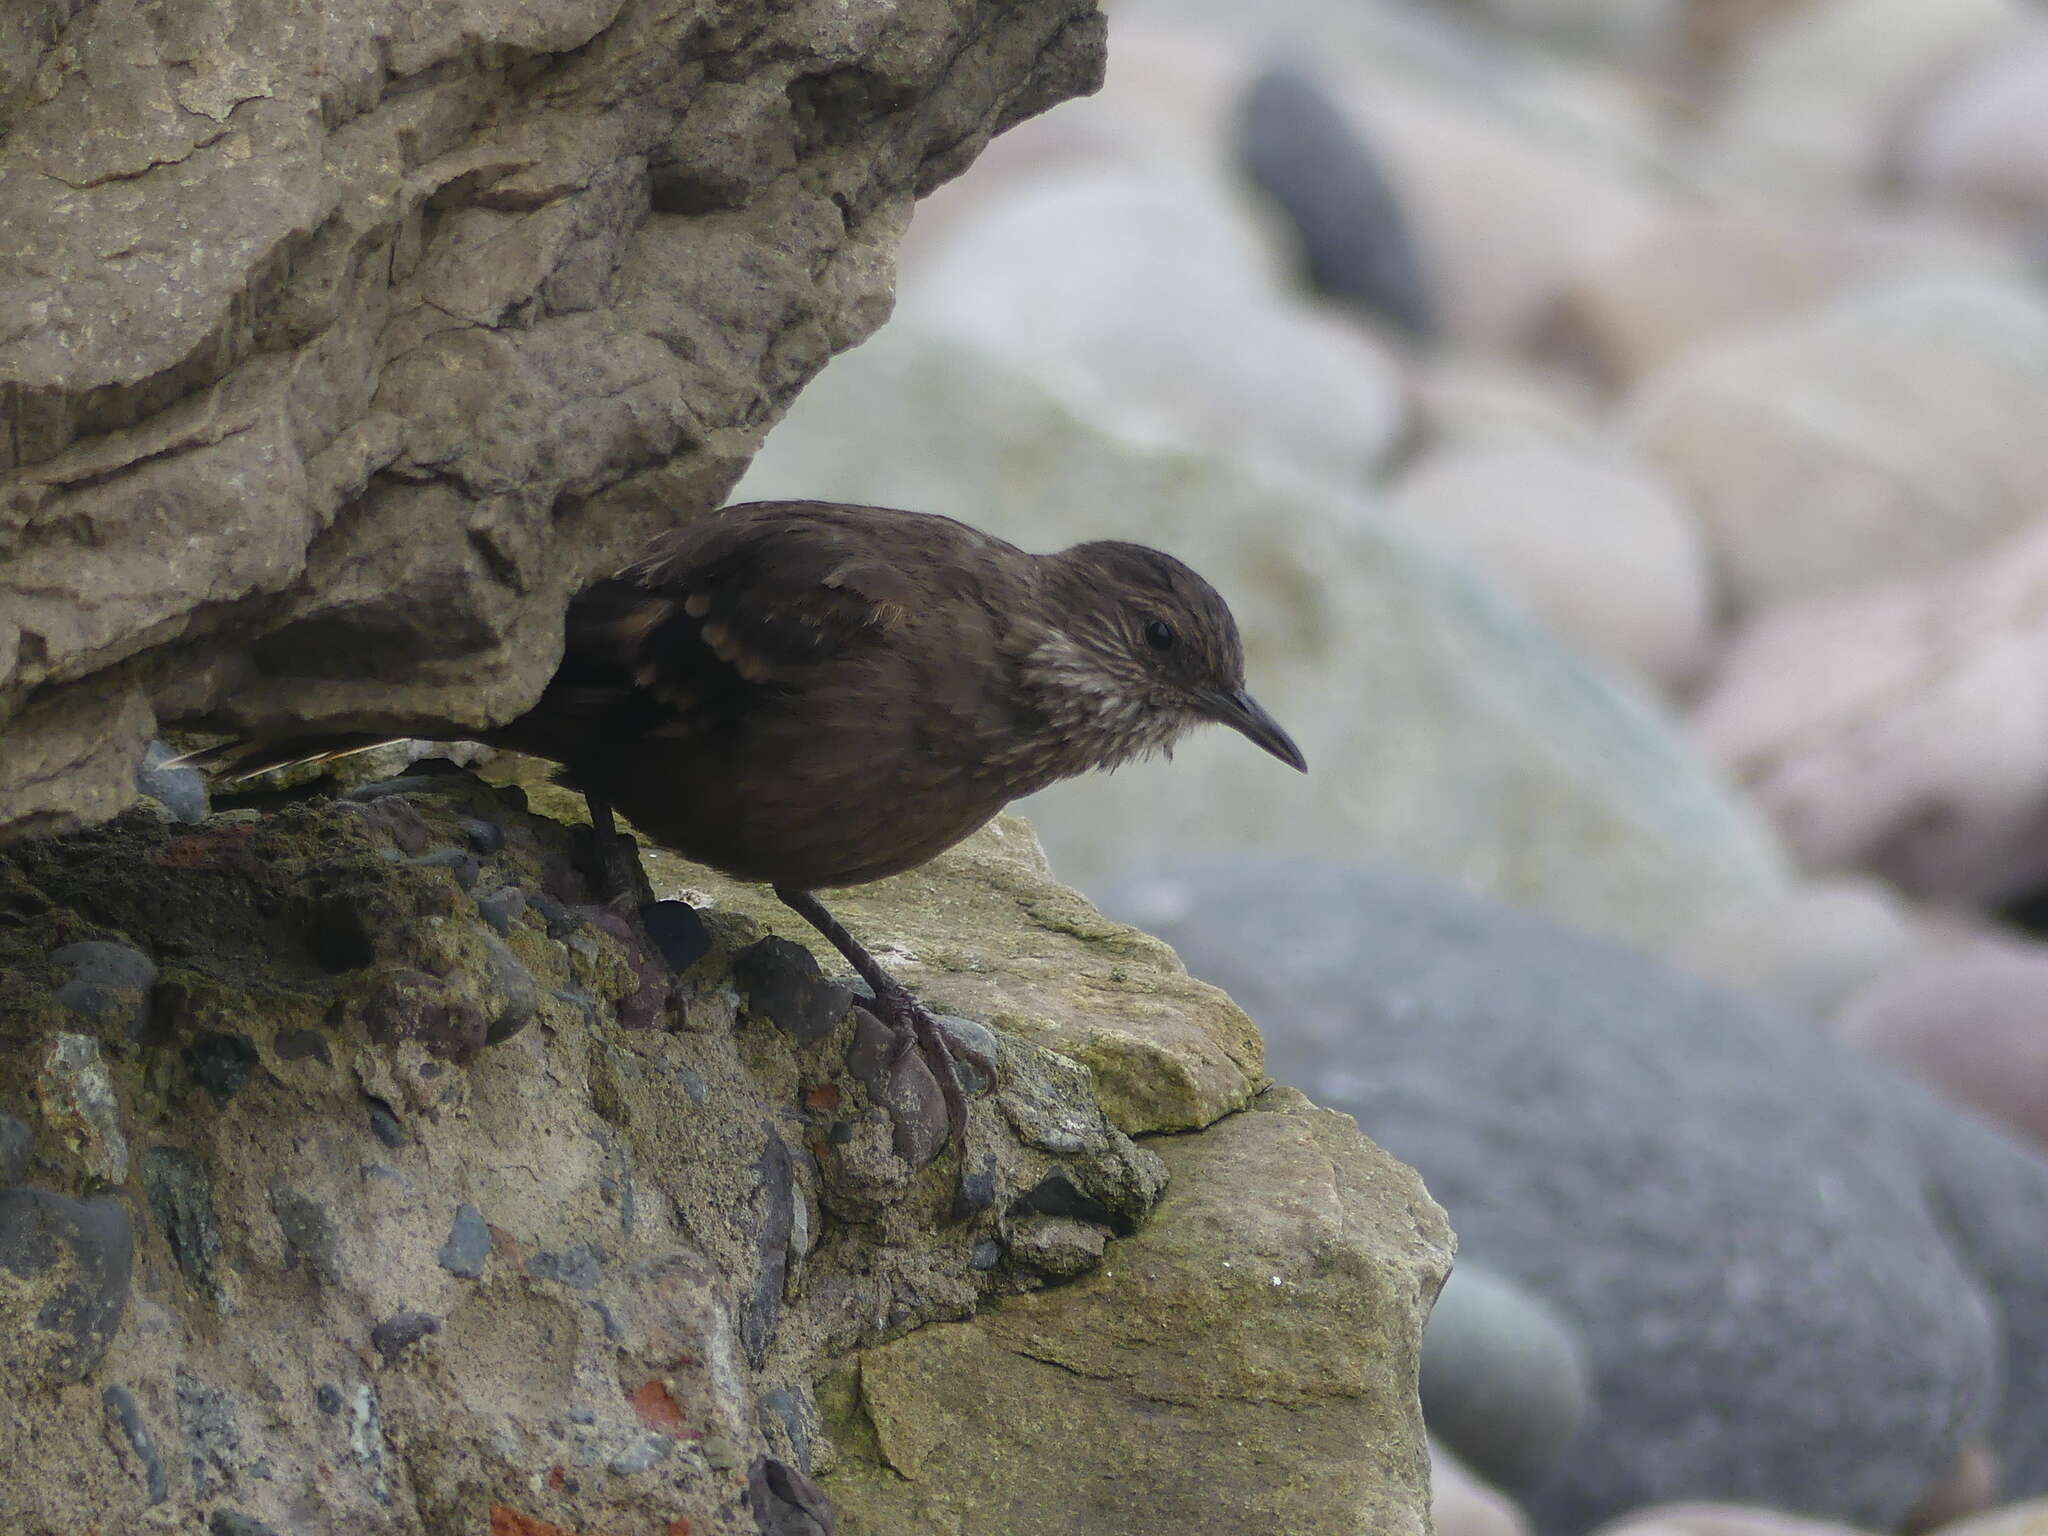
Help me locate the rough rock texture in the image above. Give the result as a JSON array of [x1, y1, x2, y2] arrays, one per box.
[[0, 769, 1448, 1534], [0, 0, 1108, 841]]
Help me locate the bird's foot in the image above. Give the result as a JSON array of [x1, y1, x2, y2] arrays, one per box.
[[571, 821, 656, 913], [864, 975, 999, 1216]]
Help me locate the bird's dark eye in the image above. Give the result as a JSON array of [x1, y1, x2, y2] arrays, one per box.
[[1144, 618, 1176, 651]]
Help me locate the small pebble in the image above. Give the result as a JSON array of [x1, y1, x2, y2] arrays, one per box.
[[101, 1384, 169, 1505], [607, 1433, 674, 1476], [411, 846, 481, 889], [641, 900, 712, 972], [364, 1099, 406, 1149], [370, 1310, 441, 1361], [0, 1114, 31, 1186], [315, 1384, 343, 1415], [438, 1203, 492, 1279], [458, 817, 506, 853], [475, 885, 527, 935]]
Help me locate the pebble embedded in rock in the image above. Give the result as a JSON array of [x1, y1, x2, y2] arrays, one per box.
[[314, 1384, 343, 1415], [475, 884, 527, 935], [748, 1454, 835, 1534], [411, 846, 482, 889], [0, 1189, 135, 1385], [356, 968, 489, 1062], [267, 1180, 341, 1286], [101, 1383, 169, 1505], [35, 1031, 129, 1182], [364, 1098, 406, 1148], [50, 939, 158, 1040], [136, 740, 210, 823], [438, 1203, 491, 1279], [369, 1310, 441, 1361], [745, 1136, 796, 1368], [458, 816, 506, 853], [526, 1245, 604, 1290], [607, 1432, 674, 1475], [209, 1512, 283, 1536], [184, 1032, 261, 1106], [531, 891, 580, 938], [735, 937, 853, 1044], [1007, 1215, 1107, 1278], [641, 898, 712, 972], [476, 927, 540, 1045], [355, 795, 433, 851], [272, 1028, 331, 1065], [0, 1114, 30, 1186], [141, 1145, 223, 1301]]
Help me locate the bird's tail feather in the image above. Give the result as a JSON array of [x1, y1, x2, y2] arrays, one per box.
[[168, 734, 404, 783]]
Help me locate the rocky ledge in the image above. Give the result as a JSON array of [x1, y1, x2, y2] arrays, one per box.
[[0, 768, 1450, 1535]]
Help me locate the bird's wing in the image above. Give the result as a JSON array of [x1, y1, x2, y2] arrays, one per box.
[[514, 507, 924, 747]]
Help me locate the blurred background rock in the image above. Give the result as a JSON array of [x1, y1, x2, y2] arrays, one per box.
[[724, 0, 2048, 1530]]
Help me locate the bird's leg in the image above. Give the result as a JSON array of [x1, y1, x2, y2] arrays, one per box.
[[775, 886, 998, 1154], [575, 794, 655, 911]]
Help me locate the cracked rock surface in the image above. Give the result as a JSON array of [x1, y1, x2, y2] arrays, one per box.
[[0, 0, 1106, 840], [0, 769, 1450, 1534]]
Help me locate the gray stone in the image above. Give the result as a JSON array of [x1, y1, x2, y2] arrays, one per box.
[[370, 1311, 440, 1361], [0, 1189, 135, 1385], [1234, 61, 1435, 337], [1101, 856, 2048, 1532], [136, 740, 209, 824], [101, 1383, 168, 1506], [0, 1114, 30, 1186], [142, 1145, 223, 1301], [476, 927, 539, 1045], [34, 1031, 128, 1182], [737, 323, 1790, 957], [1422, 1262, 1593, 1493], [526, 1245, 604, 1291], [267, 1180, 341, 1286], [437, 1204, 492, 1280], [50, 939, 157, 1040], [736, 937, 854, 1045]]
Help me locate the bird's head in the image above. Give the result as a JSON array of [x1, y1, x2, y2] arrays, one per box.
[[1030, 540, 1307, 774]]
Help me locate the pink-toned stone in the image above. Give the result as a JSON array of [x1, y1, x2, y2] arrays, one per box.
[[1589, 1502, 1878, 1536], [1626, 276, 2048, 616], [1380, 439, 1713, 691], [1432, 1442, 1533, 1536], [1926, 1496, 2048, 1536], [1904, 1444, 2002, 1535], [1693, 519, 2048, 902], [1888, 23, 2048, 238], [1541, 208, 2013, 390], [1834, 939, 2048, 1151]]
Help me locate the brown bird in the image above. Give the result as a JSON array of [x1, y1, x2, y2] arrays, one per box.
[[191, 500, 1306, 1183]]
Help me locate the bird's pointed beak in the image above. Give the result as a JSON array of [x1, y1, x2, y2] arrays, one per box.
[[1198, 687, 1307, 773]]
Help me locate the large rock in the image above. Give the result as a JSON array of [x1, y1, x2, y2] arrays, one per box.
[[735, 320, 1791, 957], [0, 774, 1445, 1533], [1693, 520, 2048, 904], [902, 162, 1409, 489], [1624, 277, 2048, 616], [1378, 438, 1713, 692], [1099, 855, 2048, 1533], [821, 1086, 1451, 1536], [1708, 0, 2028, 193], [0, 0, 1108, 842]]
